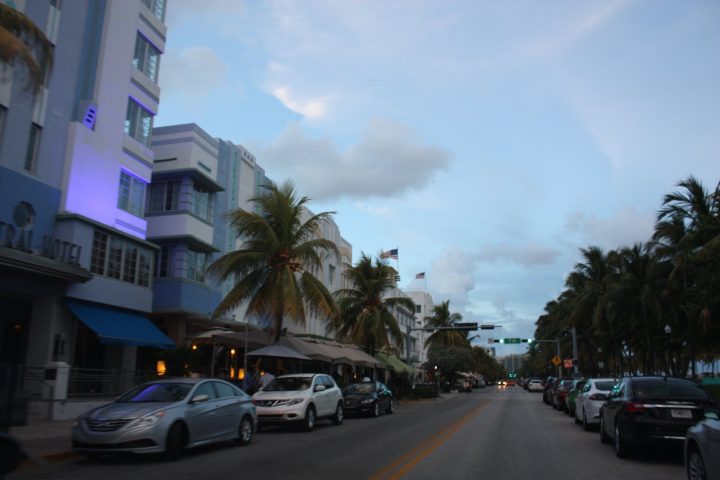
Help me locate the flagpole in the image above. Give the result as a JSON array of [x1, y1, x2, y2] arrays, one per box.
[[396, 246, 400, 285]]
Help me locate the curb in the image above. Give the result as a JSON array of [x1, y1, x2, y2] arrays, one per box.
[[14, 451, 81, 474]]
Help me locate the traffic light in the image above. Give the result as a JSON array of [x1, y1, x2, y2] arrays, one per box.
[[454, 322, 478, 330]]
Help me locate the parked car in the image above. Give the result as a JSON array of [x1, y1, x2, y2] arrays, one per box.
[[599, 376, 716, 458], [342, 381, 394, 417], [685, 410, 720, 480], [542, 377, 557, 404], [574, 378, 617, 430], [527, 378, 544, 392], [456, 377, 473, 392], [71, 378, 257, 460], [565, 379, 587, 417], [252, 373, 344, 431], [554, 380, 575, 411]]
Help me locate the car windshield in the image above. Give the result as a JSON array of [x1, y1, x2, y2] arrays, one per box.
[[345, 383, 376, 394], [116, 383, 193, 403], [595, 381, 616, 391], [263, 377, 312, 392], [633, 380, 711, 401]]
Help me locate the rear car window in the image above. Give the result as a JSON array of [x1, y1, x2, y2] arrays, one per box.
[[595, 381, 615, 391], [633, 380, 711, 401]]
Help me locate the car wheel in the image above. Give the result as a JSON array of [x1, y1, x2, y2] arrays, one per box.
[[235, 416, 253, 446], [582, 410, 591, 431], [303, 405, 316, 432], [687, 444, 707, 480], [614, 423, 632, 458], [371, 402, 380, 418], [600, 415, 611, 444], [387, 399, 394, 414], [164, 423, 184, 461], [332, 402, 344, 425]]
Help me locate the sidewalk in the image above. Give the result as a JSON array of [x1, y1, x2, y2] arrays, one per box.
[[7, 419, 79, 473]]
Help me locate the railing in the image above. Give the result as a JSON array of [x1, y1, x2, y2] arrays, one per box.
[[67, 368, 157, 398]]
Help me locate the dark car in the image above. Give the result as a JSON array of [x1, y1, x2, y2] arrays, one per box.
[[599, 376, 717, 458], [342, 381, 394, 417], [554, 379, 575, 412], [544, 377, 562, 406]]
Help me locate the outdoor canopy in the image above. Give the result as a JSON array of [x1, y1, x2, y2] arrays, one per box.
[[375, 352, 414, 375], [65, 300, 176, 350]]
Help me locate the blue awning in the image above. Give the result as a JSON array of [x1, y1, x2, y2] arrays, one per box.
[[65, 300, 175, 350]]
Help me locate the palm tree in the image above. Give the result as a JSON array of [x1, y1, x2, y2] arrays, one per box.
[[423, 300, 468, 349], [333, 253, 415, 356], [0, 4, 53, 91], [208, 181, 339, 344]]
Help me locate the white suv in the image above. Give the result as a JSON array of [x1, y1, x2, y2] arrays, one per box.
[[252, 373, 344, 431]]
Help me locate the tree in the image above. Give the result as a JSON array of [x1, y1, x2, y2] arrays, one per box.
[[423, 300, 468, 349], [208, 181, 339, 344], [333, 253, 415, 355], [0, 4, 53, 91]]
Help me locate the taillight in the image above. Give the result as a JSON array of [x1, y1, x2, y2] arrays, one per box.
[[625, 402, 645, 413]]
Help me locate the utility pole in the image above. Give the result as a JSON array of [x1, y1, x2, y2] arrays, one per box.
[[571, 327, 579, 379]]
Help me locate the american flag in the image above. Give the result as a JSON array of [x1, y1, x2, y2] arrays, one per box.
[[416, 272, 425, 279], [381, 248, 398, 259]]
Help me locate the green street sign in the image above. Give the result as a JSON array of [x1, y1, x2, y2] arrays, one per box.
[[502, 338, 522, 344]]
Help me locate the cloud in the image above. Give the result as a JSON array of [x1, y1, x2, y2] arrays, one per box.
[[251, 119, 450, 201], [271, 86, 329, 120], [477, 243, 561, 267], [159, 47, 228, 99], [428, 249, 477, 309], [565, 206, 655, 250], [355, 202, 393, 216], [164, 0, 244, 28]]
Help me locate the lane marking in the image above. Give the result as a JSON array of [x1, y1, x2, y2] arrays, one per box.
[[368, 400, 489, 480]]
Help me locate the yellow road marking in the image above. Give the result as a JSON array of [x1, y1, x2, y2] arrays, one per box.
[[368, 400, 488, 480]]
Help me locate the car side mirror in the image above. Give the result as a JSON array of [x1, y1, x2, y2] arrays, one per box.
[[190, 394, 209, 404], [314, 385, 326, 392], [705, 411, 719, 420]]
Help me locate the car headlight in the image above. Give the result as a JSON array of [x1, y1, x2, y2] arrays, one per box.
[[286, 398, 304, 406], [361, 398, 375, 405], [131, 411, 166, 429]]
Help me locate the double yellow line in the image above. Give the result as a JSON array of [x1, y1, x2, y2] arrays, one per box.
[[368, 400, 489, 480]]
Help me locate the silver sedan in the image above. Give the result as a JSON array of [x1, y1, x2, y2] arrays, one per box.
[[72, 378, 257, 460], [685, 412, 720, 480]]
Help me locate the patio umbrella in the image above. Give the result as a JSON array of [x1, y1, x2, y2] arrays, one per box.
[[246, 344, 311, 361]]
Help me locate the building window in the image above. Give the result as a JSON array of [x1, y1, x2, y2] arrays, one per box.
[[186, 249, 208, 282], [147, 180, 179, 213], [124, 98, 153, 146], [90, 231, 108, 275], [192, 182, 212, 221], [415, 305, 422, 314], [328, 264, 335, 286], [90, 229, 154, 287], [156, 246, 170, 277], [24, 123, 42, 172], [118, 170, 146, 217], [132, 34, 160, 83], [142, 0, 166, 20]]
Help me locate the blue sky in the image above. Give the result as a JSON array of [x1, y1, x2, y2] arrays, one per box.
[[156, 0, 720, 354]]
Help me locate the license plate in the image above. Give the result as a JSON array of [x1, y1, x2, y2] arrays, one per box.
[[671, 409, 692, 419]]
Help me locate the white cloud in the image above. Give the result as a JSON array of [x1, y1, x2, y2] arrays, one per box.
[[355, 202, 393, 216], [477, 243, 561, 267], [428, 250, 478, 309], [565, 206, 655, 250], [271, 86, 329, 120], [251, 119, 450, 201], [159, 47, 228, 99]]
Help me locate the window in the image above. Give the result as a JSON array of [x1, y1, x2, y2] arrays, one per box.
[[124, 98, 153, 145], [132, 34, 160, 83], [90, 228, 154, 287], [328, 264, 335, 286], [24, 123, 42, 172], [192, 182, 212, 221], [156, 246, 170, 277], [141, 0, 166, 20], [118, 170, 146, 217], [415, 304, 422, 314], [147, 181, 179, 213], [186, 248, 208, 282], [90, 231, 108, 275], [193, 381, 218, 401]]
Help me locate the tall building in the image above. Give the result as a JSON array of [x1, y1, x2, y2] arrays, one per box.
[[405, 290, 434, 367], [1, 0, 174, 374]]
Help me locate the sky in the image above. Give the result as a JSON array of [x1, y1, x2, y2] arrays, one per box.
[[155, 0, 720, 354]]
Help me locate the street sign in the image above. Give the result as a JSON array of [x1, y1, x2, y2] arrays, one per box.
[[551, 355, 562, 366], [563, 359, 573, 368], [480, 324, 496, 330], [503, 338, 521, 344]]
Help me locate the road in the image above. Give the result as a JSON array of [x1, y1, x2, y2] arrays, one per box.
[[9, 386, 684, 480]]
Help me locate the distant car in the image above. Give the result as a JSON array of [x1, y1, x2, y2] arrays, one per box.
[[343, 381, 394, 417], [554, 380, 575, 411], [599, 376, 716, 458], [456, 378, 473, 392], [527, 379, 544, 392], [252, 373, 344, 431], [685, 411, 720, 480], [565, 379, 587, 417], [543, 377, 558, 404], [71, 378, 257, 460], [574, 378, 616, 430]]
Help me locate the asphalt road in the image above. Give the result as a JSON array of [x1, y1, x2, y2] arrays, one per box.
[[9, 386, 685, 480]]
